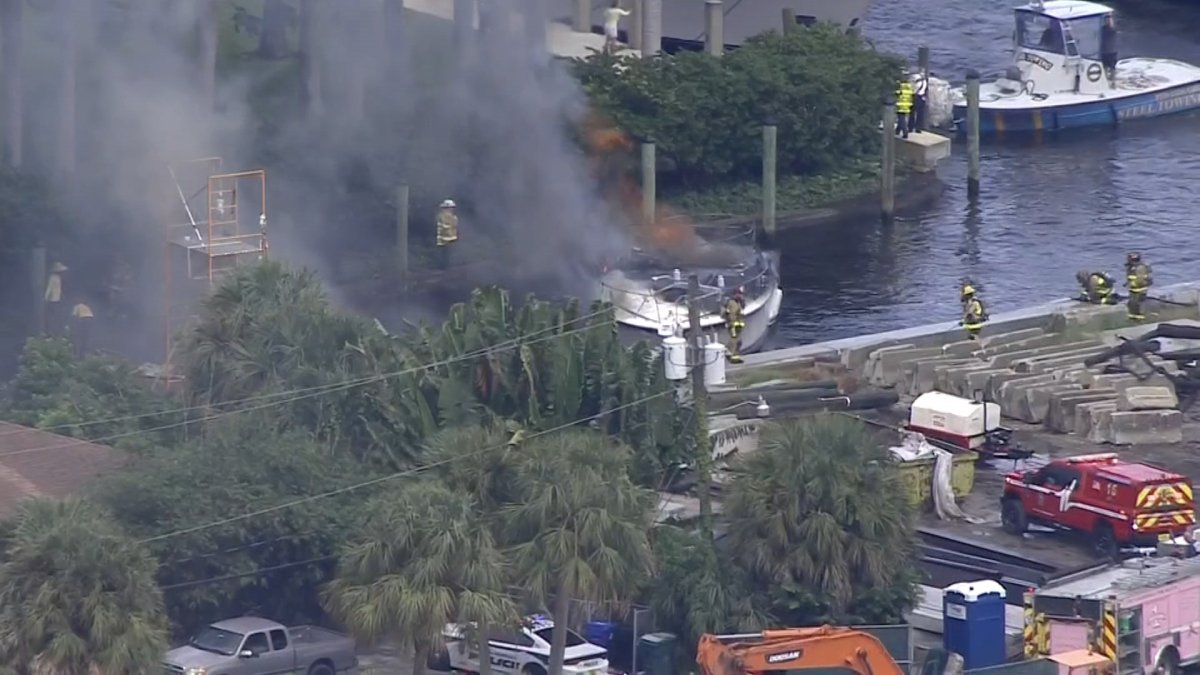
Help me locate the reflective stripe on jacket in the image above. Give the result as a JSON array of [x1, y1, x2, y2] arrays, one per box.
[[963, 298, 987, 328], [436, 211, 459, 246], [1126, 263, 1152, 293], [896, 82, 915, 114]]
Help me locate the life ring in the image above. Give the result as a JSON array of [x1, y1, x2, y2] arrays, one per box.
[[1087, 63, 1103, 82]]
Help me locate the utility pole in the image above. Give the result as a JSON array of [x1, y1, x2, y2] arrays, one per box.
[[687, 274, 713, 539]]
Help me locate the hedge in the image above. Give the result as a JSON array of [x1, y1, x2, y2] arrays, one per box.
[[573, 26, 904, 190]]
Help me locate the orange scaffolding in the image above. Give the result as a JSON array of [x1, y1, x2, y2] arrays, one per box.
[[163, 157, 269, 378]]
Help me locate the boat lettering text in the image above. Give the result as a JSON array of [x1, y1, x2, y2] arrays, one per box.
[[1020, 52, 1053, 71], [1118, 83, 1200, 121]]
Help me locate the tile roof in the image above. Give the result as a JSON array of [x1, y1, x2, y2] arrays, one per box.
[[0, 421, 127, 519]]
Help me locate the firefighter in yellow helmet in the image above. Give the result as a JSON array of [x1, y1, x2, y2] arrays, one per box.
[[435, 199, 459, 270], [895, 76, 915, 138], [960, 281, 988, 341], [1075, 269, 1115, 305], [723, 287, 747, 364], [1124, 251, 1152, 321]]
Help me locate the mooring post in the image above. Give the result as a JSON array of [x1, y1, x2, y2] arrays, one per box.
[[704, 0, 724, 56], [641, 140, 657, 224], [761, 119, 778, 237], [966, 69, 981, 199], [917, 45, 930, 131], [573, 0, 590, 33], [452, 0, 475, 49], [881, 98, 896, 223], [628, 0, 642, 50], [30, 245, 45, 334], [641, 0, 662, 56], [395, 184, 410, 281], [781, 8, 796, 35]]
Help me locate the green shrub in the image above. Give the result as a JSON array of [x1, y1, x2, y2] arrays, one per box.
[[574, 26, 904, 189]]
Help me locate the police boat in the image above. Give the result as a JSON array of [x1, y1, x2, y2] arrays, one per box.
[[597, 221, 783, 355], [941, 0, 1200, 134]]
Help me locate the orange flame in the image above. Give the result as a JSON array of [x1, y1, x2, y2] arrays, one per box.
[[583, 112, 704, 257]]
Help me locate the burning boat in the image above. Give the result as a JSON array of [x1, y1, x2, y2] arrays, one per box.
[[599, 220, 783, 353]]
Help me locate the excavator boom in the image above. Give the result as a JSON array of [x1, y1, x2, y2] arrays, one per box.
[[697, 626, 906, 675]]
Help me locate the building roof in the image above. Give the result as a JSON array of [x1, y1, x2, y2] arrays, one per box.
[[0, 421, 127, 519], [1020, 0, 1113, 20]]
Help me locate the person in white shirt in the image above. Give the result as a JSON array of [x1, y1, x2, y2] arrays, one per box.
[[603, 1, 630, 55]]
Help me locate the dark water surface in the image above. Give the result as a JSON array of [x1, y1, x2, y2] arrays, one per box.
[[774, 0, 1200, 345]]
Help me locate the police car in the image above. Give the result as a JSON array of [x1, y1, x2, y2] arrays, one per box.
[[433, 614, 609, 675]]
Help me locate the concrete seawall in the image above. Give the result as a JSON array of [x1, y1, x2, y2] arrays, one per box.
[[732, 282, 1200, 445]]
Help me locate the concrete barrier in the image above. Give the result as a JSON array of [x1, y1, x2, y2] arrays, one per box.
[[1107, 410, 1184, 445], [1117, 386, 1179, 411], [1047, 390, 1118, 433], [1076, 400, 1118, 439]]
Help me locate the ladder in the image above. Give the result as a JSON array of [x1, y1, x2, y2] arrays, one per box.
[[1111, 556, 1200, 591]]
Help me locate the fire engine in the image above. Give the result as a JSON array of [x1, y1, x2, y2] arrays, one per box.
[[1001, 453, 1195, 559]]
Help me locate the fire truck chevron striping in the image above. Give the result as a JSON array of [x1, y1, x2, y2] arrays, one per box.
[[1101, 604, 1117, 660], [1136, 482, 1193, 509]]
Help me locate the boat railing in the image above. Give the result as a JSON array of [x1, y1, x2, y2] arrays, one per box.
[[600, 255, 777, 328]]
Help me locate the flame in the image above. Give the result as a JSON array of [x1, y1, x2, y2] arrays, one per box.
[[583, 112, 705, 258]]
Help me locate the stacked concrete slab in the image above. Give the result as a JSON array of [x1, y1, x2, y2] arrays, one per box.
[[862, 325, 1184, 445]]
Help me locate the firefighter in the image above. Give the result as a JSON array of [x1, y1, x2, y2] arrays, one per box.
[[435, 199, 459, 270], [1075, 270, 1115, 305], [44, 261, 67, 335], [723, 287, 747, 364], [960, 282, 988, 341], [1124, 251, 1152, 321], [895, 77, 915, 139], [70, 295, 94, 359]]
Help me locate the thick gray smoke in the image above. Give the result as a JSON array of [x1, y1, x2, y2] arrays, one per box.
[[14, 0, 633, 345]]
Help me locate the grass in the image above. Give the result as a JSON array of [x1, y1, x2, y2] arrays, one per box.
[[664, 159, 891, 220]]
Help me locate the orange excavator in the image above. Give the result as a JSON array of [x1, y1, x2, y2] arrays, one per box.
[[697, 626, 955, 675]]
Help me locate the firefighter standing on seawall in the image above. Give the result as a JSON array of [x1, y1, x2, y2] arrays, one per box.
[[960, 281, 988, 341], [1124, 252, 1152, 321], [895, 76, 915, 138], [1076, 270, 1115, 304], [723, 287, 746, 364], [435, 199, 459, 270]]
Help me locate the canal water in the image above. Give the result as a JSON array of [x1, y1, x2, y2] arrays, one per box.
[[775, 0, 1200, 345]]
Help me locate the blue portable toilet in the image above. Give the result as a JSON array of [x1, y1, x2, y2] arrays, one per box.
[[943, 580, 1006, 670]]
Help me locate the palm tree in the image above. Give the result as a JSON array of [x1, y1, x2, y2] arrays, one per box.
[[721, 414, 920, 624], [323, 481, 515, 675], [504, 430, 655, 675], [0, 497, 168, 674]]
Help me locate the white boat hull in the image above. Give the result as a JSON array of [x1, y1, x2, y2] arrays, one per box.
[[950, 57, 1200, 133], [611, 286, 783, 354]]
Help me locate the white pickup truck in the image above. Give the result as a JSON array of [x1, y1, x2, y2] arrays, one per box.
[[432, 614, 608, 675], [162, 616, 358, 675]]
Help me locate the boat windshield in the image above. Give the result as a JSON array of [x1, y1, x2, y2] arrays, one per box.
[[1063, 16, 1105, 60], [1015, 10, 1065, 54]]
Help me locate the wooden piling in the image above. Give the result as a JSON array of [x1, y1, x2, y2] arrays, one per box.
[[574, 0, 590, 33], [917, 45, 930, 131], [30, 245, 44, 334], [705, 0, 724, 56], [641, 0, 662, 56], [782, 9, 796, 35], [628, 0, 642, 50], [881, 98, 896, 223], [761, 121, 778, 237], [641, 140, 657, 224], [395, 184, 409, 280], [966, 69, 981, 199]]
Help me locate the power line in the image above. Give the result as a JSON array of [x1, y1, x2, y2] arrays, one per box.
[[0, 312, 620, 461], [0, 307, 614, 441], [139, 390, 676, 545], [160, 556, 336, 591]]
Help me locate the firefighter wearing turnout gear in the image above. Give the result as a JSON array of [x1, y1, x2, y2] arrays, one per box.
[[435, 199, 459, 269], [895, 79, 914, 138], [960, 282, 988, 340], [723, 287, 746, 364], [1076, 270, 1116, 305], [1125, 252, 1153, 321]]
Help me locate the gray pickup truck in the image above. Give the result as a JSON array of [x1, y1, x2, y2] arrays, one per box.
[[163, 616, 358, 675]]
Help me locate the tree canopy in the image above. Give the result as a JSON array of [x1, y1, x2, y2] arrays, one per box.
[[0, 498, 167, 675], [721, 414, 920, 625], [574, 27, 904, 188]]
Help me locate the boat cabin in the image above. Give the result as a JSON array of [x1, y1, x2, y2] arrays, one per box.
[[1012, 0, 1115, 96]]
